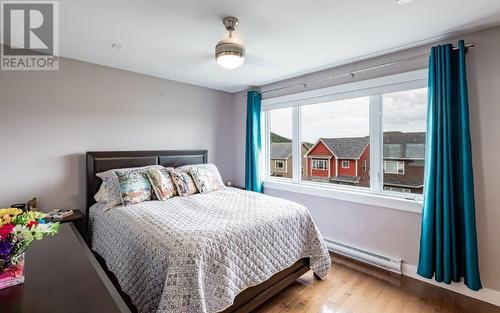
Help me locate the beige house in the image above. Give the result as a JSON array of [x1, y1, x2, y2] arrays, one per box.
[[270, 143, 310, 179]]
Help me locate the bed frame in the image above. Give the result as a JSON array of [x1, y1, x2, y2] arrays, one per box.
[[85, 150, 311, 313]]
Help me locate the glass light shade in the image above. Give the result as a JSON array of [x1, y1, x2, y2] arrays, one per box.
[[216, 54, 245, 69]]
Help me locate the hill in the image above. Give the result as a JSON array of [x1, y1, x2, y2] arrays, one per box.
[[270, 132, 291, 143]]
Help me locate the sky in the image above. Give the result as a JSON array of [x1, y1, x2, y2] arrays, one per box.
[[270, 88, 427, 143]]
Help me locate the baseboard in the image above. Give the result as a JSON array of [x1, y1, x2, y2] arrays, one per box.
[[402, 263, 500, 307], [324, 239, 500, 307], [324, 239, 402, 274]]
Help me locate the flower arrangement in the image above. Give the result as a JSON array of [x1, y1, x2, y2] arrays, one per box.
[[0, 208, 59, 289]]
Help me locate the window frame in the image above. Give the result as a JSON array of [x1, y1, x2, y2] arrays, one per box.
[[261, 69, 428, 213], [341, 160, 350, 169], [274, 160, 285, 169], [383, 160, 405, 175], [312, 159, 328, 170]]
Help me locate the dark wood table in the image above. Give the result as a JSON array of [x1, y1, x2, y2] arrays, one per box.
[[0, 223, 131, 313]]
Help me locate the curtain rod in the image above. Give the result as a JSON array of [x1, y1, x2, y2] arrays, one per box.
[[251, 42, 475, 95]]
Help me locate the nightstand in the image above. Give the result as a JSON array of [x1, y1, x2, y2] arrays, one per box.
[[230, 185, 245, 190], [46, 209, 85, 235]]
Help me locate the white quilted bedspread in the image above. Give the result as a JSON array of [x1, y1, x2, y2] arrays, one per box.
[[89, 187, 331, 313]]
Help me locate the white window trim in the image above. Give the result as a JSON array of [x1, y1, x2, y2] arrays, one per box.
[[263, 180, 422, 213], [262, 69, 427, 213], [341, 160, 350, 168], [384, 160, 405, 175]]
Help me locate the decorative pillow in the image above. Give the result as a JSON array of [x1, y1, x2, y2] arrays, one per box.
[[169, 168, 198, 197], [189, 167, 221, 194], [96, 165, 161, 208], [146, 167, 177, 201], [176, 163, 225, 189], [95, 173, 122, 208], [115, 169, 153, 205]]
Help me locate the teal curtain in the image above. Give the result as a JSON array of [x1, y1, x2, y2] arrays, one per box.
[[417, 40, 481, 291], [245, 90, 263, 192]]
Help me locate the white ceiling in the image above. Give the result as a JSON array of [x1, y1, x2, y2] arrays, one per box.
[[53, 1, 500, 92]]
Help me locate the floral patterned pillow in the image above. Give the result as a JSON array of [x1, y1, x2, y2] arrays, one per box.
[[176, 163, 225, 189], [169, 168, 198, 197], [189, 167, 221, 194], [146, 167, 177, 201], [95, 173, 122, 208], [96, 165, 161, 208], [115, 169, 153, 205]]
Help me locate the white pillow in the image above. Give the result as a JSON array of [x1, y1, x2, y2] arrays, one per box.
[[94, 183, 109, 203]]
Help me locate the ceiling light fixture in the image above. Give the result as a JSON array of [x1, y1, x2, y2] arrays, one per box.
[[215, 16, 245, 69]]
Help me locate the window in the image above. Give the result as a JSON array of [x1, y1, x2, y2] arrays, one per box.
[[384, 160, 405, 174], [301, 96, 369, 187], [312, 159, 327, 170], [269, 108, 293, 179], [263, 70, 427, 205], [275, 160, 285, 169], [406, 143, 425, 159], [383, 88, 427, 194], [383, 144, 401, 158]]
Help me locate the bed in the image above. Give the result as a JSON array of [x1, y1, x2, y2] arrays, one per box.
[[85, 150, 331, 313]]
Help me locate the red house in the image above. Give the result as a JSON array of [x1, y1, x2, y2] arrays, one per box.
[[304, 136, 370, 187], [304, 132, 425, 193]]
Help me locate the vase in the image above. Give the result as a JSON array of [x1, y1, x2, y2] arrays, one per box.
[[0, 253, 25, 290]]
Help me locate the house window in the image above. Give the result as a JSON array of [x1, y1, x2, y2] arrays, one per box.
[[384, 160, 405, 174], [275, 160, 285, 169], [312, 159, 327, 170], [264, 70, 427, 204]]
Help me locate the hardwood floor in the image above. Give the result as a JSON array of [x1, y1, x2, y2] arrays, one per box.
[[256, 253, 500, 313]]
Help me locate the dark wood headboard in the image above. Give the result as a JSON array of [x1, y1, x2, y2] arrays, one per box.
[[85, 150, 207, 230]]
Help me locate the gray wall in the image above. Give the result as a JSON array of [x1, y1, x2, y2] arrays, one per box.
[[0, 57, 234, 212], [232, 25, 500, 291]]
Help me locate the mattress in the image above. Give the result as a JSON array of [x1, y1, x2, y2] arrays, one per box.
[[89, 187, 331, 313]]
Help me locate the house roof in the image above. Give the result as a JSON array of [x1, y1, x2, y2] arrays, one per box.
[[383, 131, 425, 159], [270, 143, 292, 160], [271, 142, 311, 159], [319, 137, 369, 159], [306, 132, 424, 160]]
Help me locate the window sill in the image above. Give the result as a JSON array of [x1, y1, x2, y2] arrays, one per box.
[[263, 179, 422, 214]]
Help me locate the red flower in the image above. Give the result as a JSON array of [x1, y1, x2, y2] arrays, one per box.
[[26, 220, 38, 229], [0, 223, 14, 240]]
